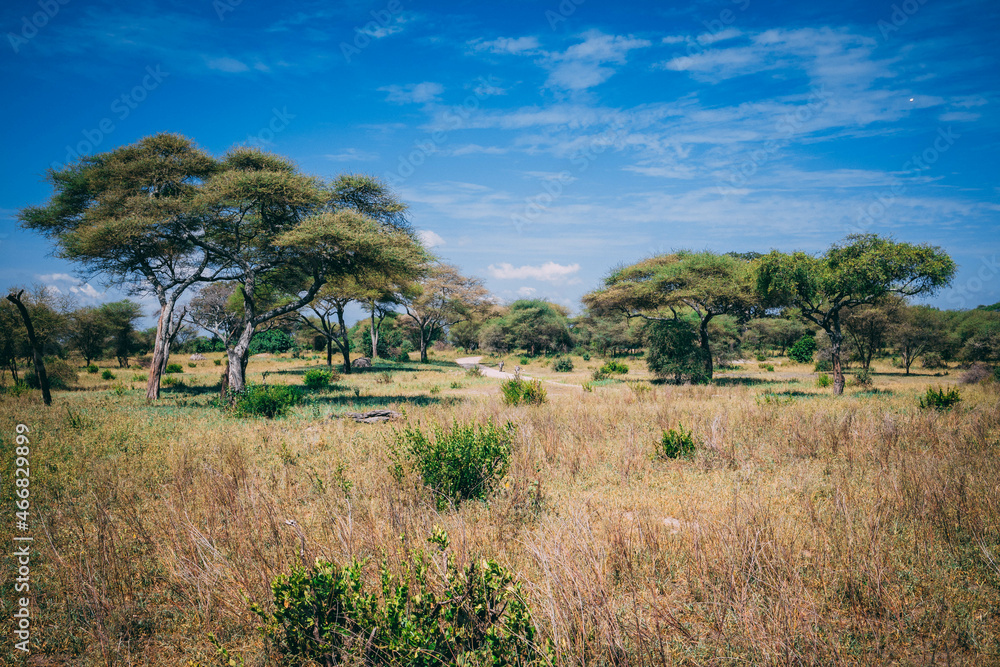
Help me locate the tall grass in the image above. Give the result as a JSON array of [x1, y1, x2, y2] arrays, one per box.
[[2, 371, 998, 665]]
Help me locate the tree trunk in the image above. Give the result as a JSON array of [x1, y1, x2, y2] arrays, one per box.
[[336, 305, 352, 374], [146, 302, 172, 400], [419, 326, 429, 363], [226, 322, 255, 394], [698, 315, 714, 381], [326, 340, 333, 366], [830, 319, 845, 395], [7, 291, 51, 406], [370, 308, 380, 361]]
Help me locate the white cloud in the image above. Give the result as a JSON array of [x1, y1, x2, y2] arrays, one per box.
[[545, 30, 650, 90], [417, 229, 445, 248], [379, 82, 444, 104], [939, 111, 980, 122], [473, 36, 541, 55], [516, 286, 537, 297], [71, 284, 102, 299], [324, 148, 380, 161], [37, 273, 75, 282], [697, 28, 742, 45], [488, 261, 581, 282], [206, 56, 250, 73]]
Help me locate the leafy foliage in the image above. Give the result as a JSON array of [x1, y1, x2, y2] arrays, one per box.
[[228, 383, 301, 419], [25, 359, 78, 391], [552, 356, 574, 372], [249, 329, 296, 355], [251, 533, 547, 666], [500, 377, 548, 406], [645, 319, 707, 384], [164, 363, 184, 374], [599, 360, 629, 375], [658, 424, 696, 459], [788, 336, 817, 363], [919, 386, 961, 410], [394, 420, 514, 509], [303, 368, 333, 389]]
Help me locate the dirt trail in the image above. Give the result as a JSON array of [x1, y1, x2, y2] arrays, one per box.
[[454, 356, 582, 390]]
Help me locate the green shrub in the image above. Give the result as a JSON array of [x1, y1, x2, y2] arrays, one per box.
[[919, 386, 961, 410], [789, 336, 817, 364], [500, 377, 547, 406], [816, 373, 832, 388], [248, 329, 295, 355], [164, 363, 183, 374], [394, 420, 514, 509], [25, 359, 79, 390], [552, 356, 574, 372], [229, 383, 301, 419], [853, 368, 873, 387], [921, 352, 946, 369], [582, 352, 591, 361], [86, 364, 99, 374], [187, 361, 197, 368], [813, 359, 833, 372], [658, 424, 696, 459], [759, 363, 775, 372], [600, 360, 629, 375], [213, 358, 222, 366], [449, 381, 462, 389], [645, 319, 707, 384], [755, 353, 767, 362], [3, 382, 32, 397], [376, 371, 394, 384], [101, 369, 115, 380], [591, 368, 608, 381], [519, 356, 530, 366], [465, 365, 484, 378], [303, 368, 332, 389], [162, 376, 178, 387], [430, 385, 441, 394], [251, 532, 545, 666]]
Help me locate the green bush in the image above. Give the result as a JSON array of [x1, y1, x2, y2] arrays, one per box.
[[582, 352, 591, 361], [161, 376, 178, 387], [25, 359, 79, 390], [394, 420, 514, 509], [86, 364, 99, 374], [645, 319, 707, 384], [248, 329, 295, 355], [213, 358, 222, 366], [376, 371, 394, 384], [465, 365, 484, 378], [101, 369, 115, 381], [519, 356, 530, 365], [658, 424, 696, 459], [921, 352, 946, 369], [164, 363, 183, 374], [755, 353, 767, 362], [303, 368, 332, 389], [758, 363, 775, 372], [919, 386, 961, 410], [501, 377, 547, 406], [853, 368, 873, 387], [187, 362, 197, 368], [816, 373, 832, 388], [251, 532, 546, 666], [789, 336, 817, 364], [600, 360, 629, 375], [552, 356, 574, 372], [229, 383, 301, 419], [813, 359, 833, 372]]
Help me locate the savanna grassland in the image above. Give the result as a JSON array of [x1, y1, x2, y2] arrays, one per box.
[[2, 351, 999, 666]]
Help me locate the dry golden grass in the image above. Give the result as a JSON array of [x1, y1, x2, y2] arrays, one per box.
[[1, 352, 998, 665]]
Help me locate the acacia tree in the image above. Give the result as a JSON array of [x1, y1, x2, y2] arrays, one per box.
[[67, 307, 110, 366], [756, 234, 955, 394], [841, 297, 902, 370], [892, 304, 946, 373], [6, 290, 52, 405], [18, 133, 221, 399], [100, 300, 144, 367], [399, 263, 492, 363], [583, 251, 756, 380], [188, 150, 422, 392]]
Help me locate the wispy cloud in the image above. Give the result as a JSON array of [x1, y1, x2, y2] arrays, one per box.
[[380, 82, 445, 104], [324, 148, 380, 161], [417, 229, 445, 248], [472, 36, 541, 55], [488, 261, 581, 282], [544, 30, 651, 90]]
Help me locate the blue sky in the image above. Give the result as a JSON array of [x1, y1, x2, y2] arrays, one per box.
[[1, 0, 998, 322]]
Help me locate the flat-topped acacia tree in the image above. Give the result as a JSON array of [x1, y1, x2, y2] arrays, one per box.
[[189, 150, 423, 392], [583, 251, 757, 381], [755, 234, 955, 394], [19, 133, 220, 399]]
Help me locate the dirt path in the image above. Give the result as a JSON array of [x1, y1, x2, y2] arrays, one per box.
[[454, 356, 582, 390]]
